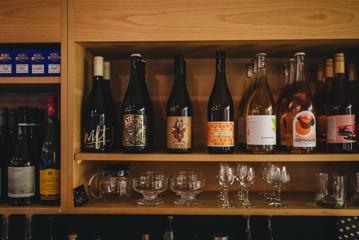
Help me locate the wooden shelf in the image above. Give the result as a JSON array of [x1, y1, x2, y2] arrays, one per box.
[[0, 77, 60, 84], [74, 152, 359, 162], [69, 192, 359, 216], [0, 203, 63, 215]]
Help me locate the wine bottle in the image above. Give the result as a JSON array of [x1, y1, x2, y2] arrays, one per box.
[[122, 54, 151, 153], [276, 63, 289, 147], [238, 64, 253, 151], [103, 61, 115, 144], [163, 216, 175, 240], [314, 64, 327, 151], [207, 51, 234, 153], [287, 52, 316, 153], [8, 110, 17, 156], [279, 58, 295, 151], [347, 63, 359, 149], [246, 53, 276, 153], [40, 96, 60, 204], [8, 107, 35, 205], [166, 55, 193, 153], [1, 214, 10, 240], [327, 53, 356, 152], [82, 56, 113, 152], [0, 108, 7, 201]]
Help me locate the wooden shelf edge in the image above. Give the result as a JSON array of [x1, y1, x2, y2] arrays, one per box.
[[0, 205, 64, 215], [0, 77, 61, 84], [74, 152, 359, 162]]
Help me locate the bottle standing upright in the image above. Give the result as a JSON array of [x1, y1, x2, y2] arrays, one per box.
[[163, 216, 175, 240], [327, 53, 356, 152], [8, 107, 35, 205], [121, 54, 152, 153], [346, 63, 359, 149], [102, 61, 115, 147], [207, 51, 234, 153], [82, 56, 113, 152], [286, 53, 316, 153], [314, 64, 327, 151], [246, 53, 276, 153], [0, 108, 7, 201], [166, 55, 193, 153], [276, 63, 289, 148]]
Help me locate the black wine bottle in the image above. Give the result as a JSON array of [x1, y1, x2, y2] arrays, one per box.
[[82, 56, 113, 152], [103, 61, 115, 145], [207, 51, 234, 153], [166, 55, 193, 153], [8, 107, 35, 205], [0, 108, 8, 201], [121, 54, 152, 153]]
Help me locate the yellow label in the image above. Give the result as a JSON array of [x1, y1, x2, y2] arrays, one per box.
[[40, 169, 60, 196], [167, 116, 192, 149]]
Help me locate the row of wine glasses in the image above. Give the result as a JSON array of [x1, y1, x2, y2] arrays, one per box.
[[217, 163, 291, 208]]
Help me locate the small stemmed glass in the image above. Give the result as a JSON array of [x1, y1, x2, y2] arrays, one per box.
[[217, 163, 235, 208], [234, 163, 245, 202], [237, 164, 255, 208], [266, 165, 290, 207]]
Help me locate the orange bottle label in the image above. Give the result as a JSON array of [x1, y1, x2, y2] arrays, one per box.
[[40, 169, 60, 196], [327, 115, 356, 143], [207, 121, 234, 147], [292, 111, 316, 148]]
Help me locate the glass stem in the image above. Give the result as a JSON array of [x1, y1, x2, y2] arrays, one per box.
[[275, 184, 282, 203], [223, 187, 229, 206], [268, 217, 274, 240], [1, 215, 10, 240], [246, 216, 252, 240], [244, 188, 249, 205]]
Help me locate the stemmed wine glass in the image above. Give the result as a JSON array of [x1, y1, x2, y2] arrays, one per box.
[[234, 163, 245, 202], [217, 163, 235, 208], [266, 165, 290, 207], [237, 164, 255, 208], [261, 162, 276, 201]]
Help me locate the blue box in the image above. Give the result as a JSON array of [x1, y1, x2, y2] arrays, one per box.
[[30, 49, 46, 76], [0, 49, 14, 77], [46, 48, 61, 76], [14, 49, 30, 76]]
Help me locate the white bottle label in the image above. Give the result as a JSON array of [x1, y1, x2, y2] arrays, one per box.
[[48, 64, 60, 74], [16, 64, 29, 74], [292, 111, 316, 148], [32, 64, 45, 74], [8, 167, 35, 198], [247, 115, 276, 145], [0, 64, 12, 74]]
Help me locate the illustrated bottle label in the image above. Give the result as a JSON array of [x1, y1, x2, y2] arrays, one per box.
[[83, 113, 112, 150], [247, 115, 276, 145], [207, 121, 234, 147], [327, 115, 356, 143], [167, 116, 192, 149], [238, 117, 244, 144], [40, 169, 60, 197], [317, 115, 327, 144], [280, 113, 289, 146], [123, 114, 148, 147], [292, 111, 316, 148], [8, 167, 35, 198]]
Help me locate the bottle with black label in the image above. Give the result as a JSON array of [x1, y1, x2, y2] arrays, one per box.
[[0, 108, 8, 201], [121, 54, 152, 153], [8, 107, 35, 205], [82, 56, 113, 152], [166, 55, 193, 153]]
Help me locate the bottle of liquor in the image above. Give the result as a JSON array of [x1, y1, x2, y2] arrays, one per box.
[[140, 59, 153, 148], [102, 61, 115, 146], [246, 53, 276, 153], [24, 214, 32, 240], [238, 64, 253, 151], [287, 52, 316, 153], [207, 51, 234, 153], [324, 59, 335, 108], [314, 64, 327, 151], [327, 53, 356, 152], [347, 63, 359, 148], [8, 107, 35, 205], [166, 55, 193, 153], [40, 96, 60, 204], [82, 56, 113, 152], [276, 63, 289, 147], [163, 216, 175, 240], [122, 54, 151, 153], [1, 214, 10, 240], [278, 58, 295, 151], [0, 108, 7, 201]]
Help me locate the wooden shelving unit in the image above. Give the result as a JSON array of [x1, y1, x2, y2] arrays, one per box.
[[0, 204, 63, 215], [0, 77, 61, 84]]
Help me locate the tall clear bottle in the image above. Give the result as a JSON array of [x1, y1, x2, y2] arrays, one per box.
[[287, 52, 316, 153], [121, 54, 152, 153], [166, 55, 193, 153], [327, 53, 356, 152], [314, 64, 327, 151], [246, 53, 276, 153], [162, 216, 175, 240], [207, 51, 234, 153]]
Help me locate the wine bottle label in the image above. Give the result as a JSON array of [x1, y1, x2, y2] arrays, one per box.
[[238, 117, 244, 143], [292, 111, 316, 148], [8, 167, 35, 198], [327, 115, 356, 143], [317, 115, 327, 144], [247, 115, 276, 145], [207, 121, 234, 147], [40, 169, 60, 196], [123, 114, 149, 147], [280, 113, 289, 146], [83, 114, 112, 150], [167, 116, 192, 149]]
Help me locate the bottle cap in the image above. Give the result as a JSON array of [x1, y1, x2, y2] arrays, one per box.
[[348, 63, 357, 81], [288, 58, 295, 62], [317, 64, 324, 81], [104, 61, 111, 80], [93, 56, 104, 77], [335, 53, 345, 74], [256, 52, 267, 57]]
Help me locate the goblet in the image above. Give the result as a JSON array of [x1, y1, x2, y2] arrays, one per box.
[[217, 163, 235, 208], [237, 164, 255, 208], [266, 165, 290, 207]]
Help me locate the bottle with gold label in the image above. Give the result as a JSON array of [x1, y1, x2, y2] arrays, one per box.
[[327, 53, 356, 152], [207, 51, 234, 153], [314, 64, 327, 151], [40, 96, 60, 204], [166, 55, 192, 153]]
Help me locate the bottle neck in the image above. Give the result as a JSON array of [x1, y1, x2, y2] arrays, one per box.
[[1, 215, 9, 240], [128, 59, 141, 90], [174, 60, 187, 90], [214, 55, 227, 89], [25, 215, 32, 240], [92, 76, 103, 93]]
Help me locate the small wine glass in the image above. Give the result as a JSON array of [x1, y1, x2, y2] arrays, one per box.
[[237, 164, 255, 208], [261, 162, 276, 201], [266, 165, 290, 207], [234, 163, 245, 202], [217, 163, 235, 208]]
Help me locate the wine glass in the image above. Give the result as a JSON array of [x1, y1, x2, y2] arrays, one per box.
[[262, 163, 276, 201], [217, 163, 235, 208], [234, 163, 245, 202], [266, 165, 290, 207], [237, 164, 255, 208]]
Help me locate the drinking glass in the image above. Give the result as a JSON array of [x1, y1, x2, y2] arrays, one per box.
[[314, 173, 329, 207], [234, 163, 245, 202], [133, 171, 168, 206], [266, 165, 290, 207], [351, 172, 359, 206], [237, 164, 255, 207], [170, 171, 206, 206], [261, 162, 276, 201], [217, 163, 235, 208], [315, 173, 346, 208]]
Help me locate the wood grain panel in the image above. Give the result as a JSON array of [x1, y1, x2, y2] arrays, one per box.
[[0, 0, 61, 43], [71, 0, 359, 42]]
